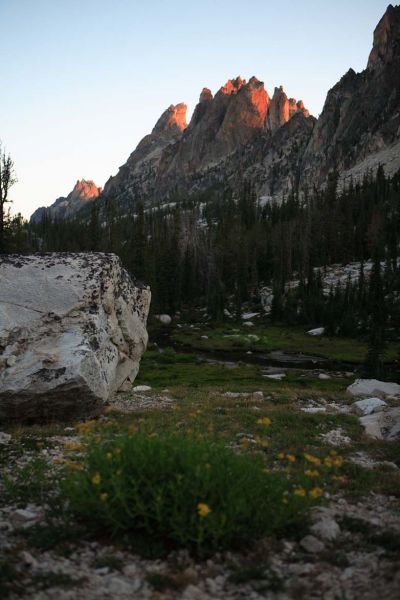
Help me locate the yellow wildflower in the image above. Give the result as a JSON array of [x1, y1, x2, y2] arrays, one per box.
[[305, 469, 319, 478], [255, 436, 269, 448], [197, 503, 211, 517], [100, 492, 108, 502], [128, 424, 138, 434], [64, 441, 84, 452], [103, 406, 113, 414], [114, 448, 121, 455], [294, 487, 306, 497], [324, 457, 333, 467], [286, 454, 296, 462], [91, 472, 101, 485], [304, 453, 321, 465], [332, 456, 343, 467], [331, 475, 347, 483], [277, 452, 286, 460], [257, 417, 272, 426], [239, 437, 249, 448], [53, 457, 65, 465], [36, 441, 44, 449], [329, 449, 338, 456], [309, 487, 323, 498], [106, 452, 113, 460]]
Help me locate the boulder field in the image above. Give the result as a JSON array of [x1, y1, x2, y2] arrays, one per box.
[[0, 253, 150, 421]]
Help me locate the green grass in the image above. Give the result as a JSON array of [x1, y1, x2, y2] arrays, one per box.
[[136, 348, 353, 392], [169, 323, 399, 364]]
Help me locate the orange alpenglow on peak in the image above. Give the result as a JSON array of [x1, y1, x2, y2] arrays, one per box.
[[72, 179, 101, 199], [266, 86, 310, 131], [153, 103, 187, 135]]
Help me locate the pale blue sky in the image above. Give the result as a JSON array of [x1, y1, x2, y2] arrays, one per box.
[[0, 0, 391, 217]]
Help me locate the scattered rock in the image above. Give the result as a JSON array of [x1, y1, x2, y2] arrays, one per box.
[[320, 428, 352, 447], [132, 385, 152, 393], [300, 535, 325, 553], [241, 312, 259, 320], [0, 432, 11, 445], [10, 506, 45, 529], [242, 321, 254, 327], [350, 451, 399, 471], [351, 397, 387, 416], [347, 379, 400, 398], [264, 373, 286, 380], [252, 391, 264, 401], [318, 373, 331, 380], [310, 517, 340, 541], [360, 407, 400, 440], [155, 314, 172, 326]]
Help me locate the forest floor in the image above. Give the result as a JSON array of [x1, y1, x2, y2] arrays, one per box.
[[1, 321, 400, 599]]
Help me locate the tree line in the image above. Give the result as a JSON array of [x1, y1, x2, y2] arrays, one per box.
[[2, 148, 400, 376]]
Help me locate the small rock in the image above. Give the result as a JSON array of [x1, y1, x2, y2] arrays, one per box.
[[347, 379, 400, 398], [300, 535, 325, 553], [318, 373, 331, 380], [242, 312, 259, 320], [264, 373, 286, 380], [310, 518, 340, 541], [0, 432, 12, 445], [302, 407, 327, 413], [242, 321, 254, 327], [155, 314, 172, 326], [320, 428, 352, 447], [252, 391, 264, 401], [6, 355, 17, 367], [307, 327, 325, 336], [351, 397, 387, 416], [10, 507, 44, 528], [132, 385, 152, 392], [200, 335, 209, 339]]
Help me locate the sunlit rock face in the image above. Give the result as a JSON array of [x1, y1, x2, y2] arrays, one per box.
[[0, 253, 150, 422], [157, 76, 270, 181], [100, 75, 313, 204], [30, 180, 101, 223], [301, 3, 400, 191], [267, 86, 309, 132]]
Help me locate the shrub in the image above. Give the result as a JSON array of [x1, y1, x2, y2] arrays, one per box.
[[62, 433, 315, 556]]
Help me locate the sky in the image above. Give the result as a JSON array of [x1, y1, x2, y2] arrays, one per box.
[[0, 0, 392, 218]]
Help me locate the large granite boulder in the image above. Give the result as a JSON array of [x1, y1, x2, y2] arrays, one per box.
[[0, 253, 150, 421]]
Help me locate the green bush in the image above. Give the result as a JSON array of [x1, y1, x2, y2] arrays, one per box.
[[62, 433, 315, 556]]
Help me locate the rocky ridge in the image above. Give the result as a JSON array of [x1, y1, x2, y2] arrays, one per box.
[[29, 5, 400, 220]]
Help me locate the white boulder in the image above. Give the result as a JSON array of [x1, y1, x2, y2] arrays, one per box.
[[347, 379, 400, 398], [351, 397, 387, 416], [0, 253, 150, 421]]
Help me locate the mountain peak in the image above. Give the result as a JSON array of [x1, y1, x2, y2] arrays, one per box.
[[153, 103, 187, 135], [72, 179, 101, 199], [367, 4, 400, 70]]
